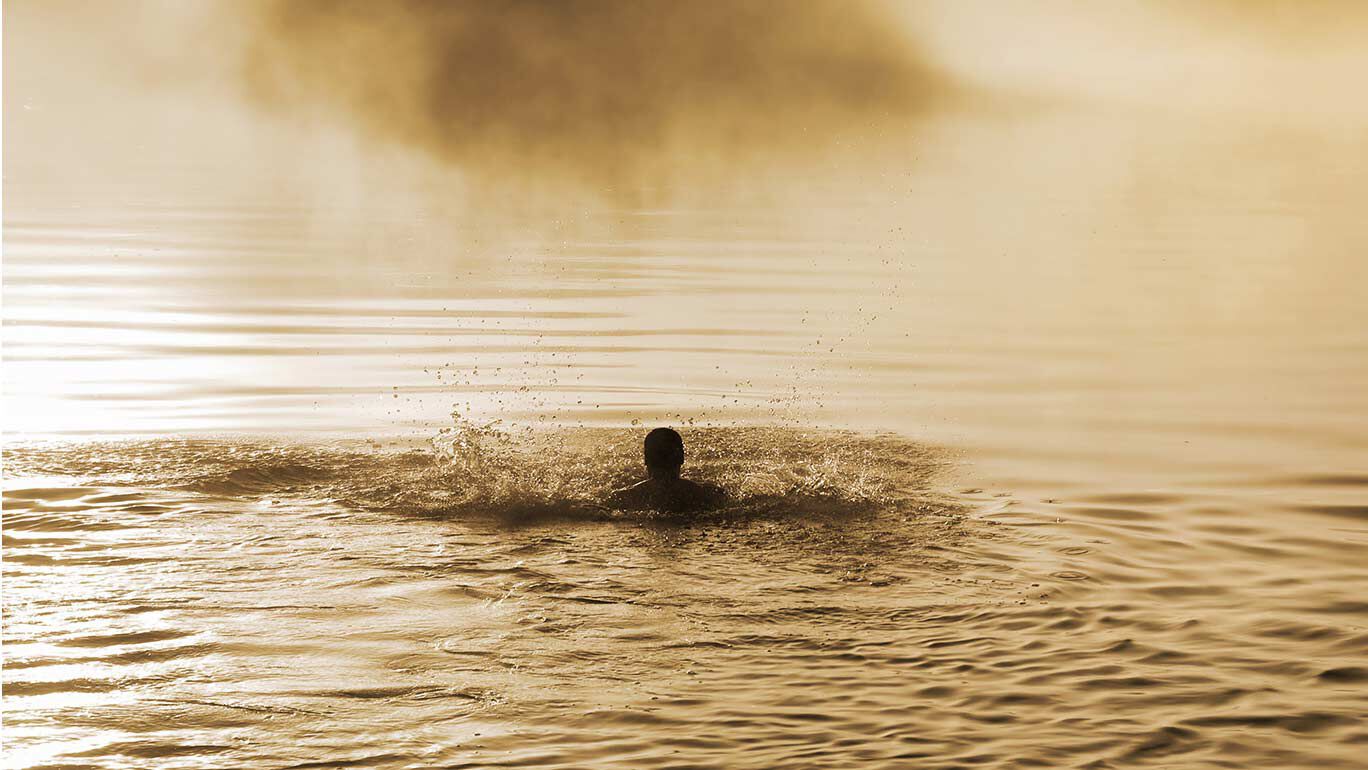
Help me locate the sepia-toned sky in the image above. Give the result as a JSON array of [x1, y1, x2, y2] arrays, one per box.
[[7, 0, 1368, 194]]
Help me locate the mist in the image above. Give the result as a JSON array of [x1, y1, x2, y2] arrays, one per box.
[[240, 0, 945, 188]]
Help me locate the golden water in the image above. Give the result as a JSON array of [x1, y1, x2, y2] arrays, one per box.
[[5, 103, 1367, 767]]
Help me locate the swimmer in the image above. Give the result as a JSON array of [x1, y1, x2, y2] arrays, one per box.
[[605, 427, 727, 513]]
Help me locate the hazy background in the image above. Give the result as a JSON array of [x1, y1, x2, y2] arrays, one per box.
[[5, 1, 1367, 485], [10, 1, 1368, 197]]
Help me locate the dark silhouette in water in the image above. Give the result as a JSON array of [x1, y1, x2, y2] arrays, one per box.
[[606, 428, 727, 513]]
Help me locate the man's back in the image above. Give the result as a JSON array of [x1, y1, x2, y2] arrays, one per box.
[[606, 477, 726, 513]]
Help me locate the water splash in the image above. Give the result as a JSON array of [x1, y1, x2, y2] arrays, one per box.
[[5, 423, 953, 524]]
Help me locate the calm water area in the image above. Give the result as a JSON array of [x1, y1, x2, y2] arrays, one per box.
[[4, 104, 1367, 768]]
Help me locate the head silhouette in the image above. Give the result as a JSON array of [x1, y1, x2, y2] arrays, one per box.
[[643, 427, 685, 478]]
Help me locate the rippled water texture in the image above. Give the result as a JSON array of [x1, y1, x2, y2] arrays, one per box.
[[5, 30, 1368, 770], [5, 429, 1367, 768]]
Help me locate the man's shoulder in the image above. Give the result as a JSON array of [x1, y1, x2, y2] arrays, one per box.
[[604, 478, 727, 512], [677, 478, 712, 491], [605, 480, 652, 508], [679, 478, 728, 503]]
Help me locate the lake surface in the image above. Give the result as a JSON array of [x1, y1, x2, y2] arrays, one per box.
[[4, 106, 1367, 768]]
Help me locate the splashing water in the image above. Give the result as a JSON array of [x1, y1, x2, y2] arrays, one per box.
[[6, 423, 951, 524]]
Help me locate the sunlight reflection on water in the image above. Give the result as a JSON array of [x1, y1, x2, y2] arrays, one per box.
[[6, 110, 1367, 486], [5, 105, 1368, 770]]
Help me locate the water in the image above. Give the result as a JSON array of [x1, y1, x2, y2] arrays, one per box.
[[5, 105, 1368, 768]]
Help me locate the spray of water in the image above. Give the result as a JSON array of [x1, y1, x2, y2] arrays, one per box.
[[5, 421, 953, 524]]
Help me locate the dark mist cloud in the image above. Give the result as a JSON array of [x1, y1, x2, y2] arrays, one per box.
[[242, 1, 943, 184]]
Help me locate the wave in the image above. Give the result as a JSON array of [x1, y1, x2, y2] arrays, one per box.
[[4, 424, 953, 523]]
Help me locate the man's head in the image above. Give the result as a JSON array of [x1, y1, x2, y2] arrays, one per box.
[[643, 427, 685, 477]]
